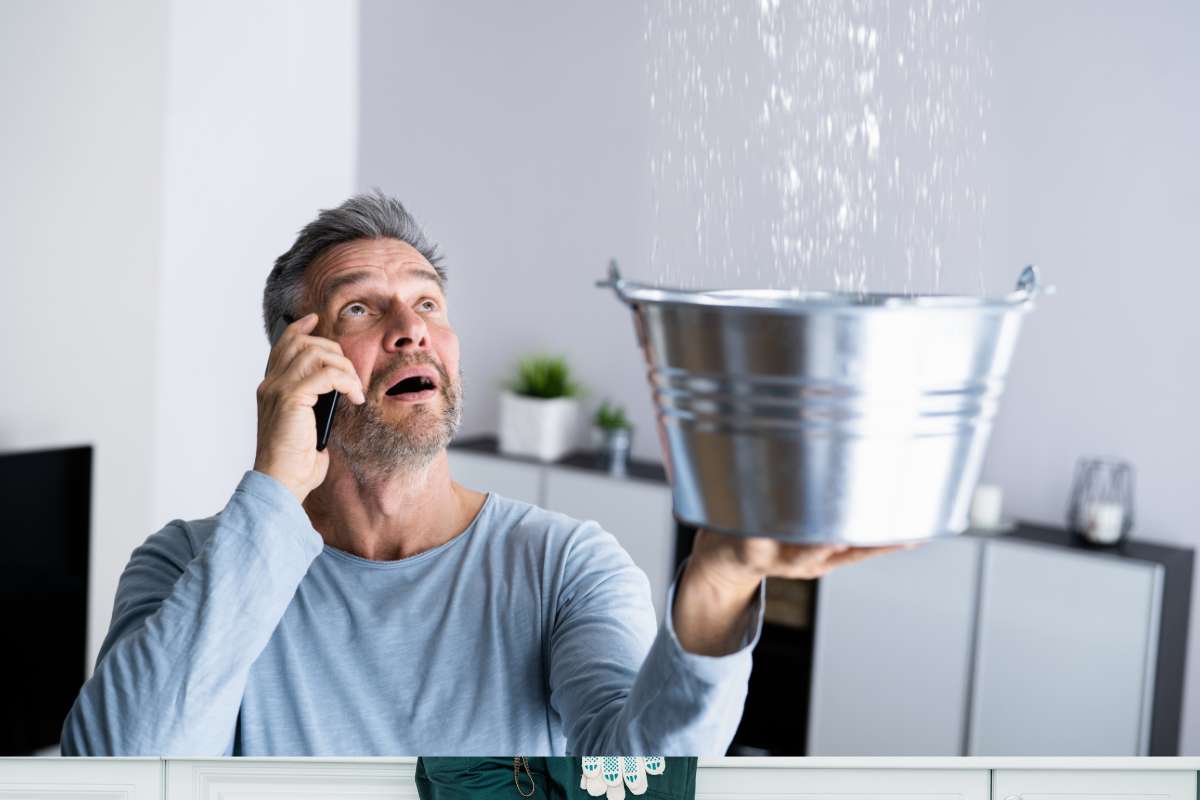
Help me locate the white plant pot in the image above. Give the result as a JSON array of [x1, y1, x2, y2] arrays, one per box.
[[498, 391, 581, 462]]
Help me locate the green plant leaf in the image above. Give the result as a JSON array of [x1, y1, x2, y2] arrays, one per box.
[[593, 399, 631, 430], [510, 354, 580, 399]]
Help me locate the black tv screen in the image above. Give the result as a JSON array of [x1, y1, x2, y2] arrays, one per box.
[[0, 444, 91, 755]]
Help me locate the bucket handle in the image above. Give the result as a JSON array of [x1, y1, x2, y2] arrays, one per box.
[[1013, 264, 1055, 302], [596, 259, 632, 304]]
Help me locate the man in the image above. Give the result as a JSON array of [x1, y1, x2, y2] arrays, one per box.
[[60, 192, 902, 756]]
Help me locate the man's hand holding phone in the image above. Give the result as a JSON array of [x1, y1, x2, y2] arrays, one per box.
[[254, 312, 366, 504]]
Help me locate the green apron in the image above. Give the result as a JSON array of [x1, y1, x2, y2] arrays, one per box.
[[415, 757, 697, 800]]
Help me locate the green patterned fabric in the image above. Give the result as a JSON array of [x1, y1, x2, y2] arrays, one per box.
[[416, 757, 697, 800]]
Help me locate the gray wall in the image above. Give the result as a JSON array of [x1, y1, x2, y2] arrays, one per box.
[[359, 0, 1200, 751], [977, 0, 1200, 746], [358, 0, 656, 456]]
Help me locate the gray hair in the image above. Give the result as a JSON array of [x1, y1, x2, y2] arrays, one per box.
[[262, 190, 445, 341]]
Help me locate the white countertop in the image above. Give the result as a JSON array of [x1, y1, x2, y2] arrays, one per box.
[[10, 756, 1198, 771]]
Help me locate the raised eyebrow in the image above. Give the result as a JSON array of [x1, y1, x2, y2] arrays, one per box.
[[407, 267, 445, 292], [321, 270, 380, 306], [336, 289, 445, 309], [322, 267, 444, 305]]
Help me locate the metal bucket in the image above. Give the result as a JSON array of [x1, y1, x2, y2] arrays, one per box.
[[600, 263, 1046, 544]]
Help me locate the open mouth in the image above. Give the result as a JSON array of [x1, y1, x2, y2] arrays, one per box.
[[385, 374, 438, 397]]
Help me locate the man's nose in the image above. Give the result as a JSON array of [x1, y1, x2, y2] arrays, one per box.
[[385, 305, 430, 351]]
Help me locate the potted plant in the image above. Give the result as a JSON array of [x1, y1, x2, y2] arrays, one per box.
[[593, 399, 634, 476], [498, 355, 583, 462]]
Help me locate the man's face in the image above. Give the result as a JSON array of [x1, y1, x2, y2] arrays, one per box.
[[303, 238, 462, 478]]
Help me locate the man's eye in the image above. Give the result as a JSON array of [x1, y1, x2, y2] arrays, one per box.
[[341, 302, 368, 317], [418, 299, 439, 312]]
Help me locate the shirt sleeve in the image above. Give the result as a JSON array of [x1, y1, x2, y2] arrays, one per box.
[[59, 470, 325, 756], [547, 522, 764, 756]]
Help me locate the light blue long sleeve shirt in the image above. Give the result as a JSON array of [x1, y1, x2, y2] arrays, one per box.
[[60, 469, 763, 756]]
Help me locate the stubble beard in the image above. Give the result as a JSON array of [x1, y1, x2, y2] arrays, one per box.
[[330, 364, 464, 485]]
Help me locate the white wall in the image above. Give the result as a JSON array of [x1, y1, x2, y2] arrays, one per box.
[[0, 0, 168, 681], [1, 0, 359, 678], [358, 0, 1200, 751]]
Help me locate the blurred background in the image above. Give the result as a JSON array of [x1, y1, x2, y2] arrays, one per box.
[[1, 0, 1198, 756]]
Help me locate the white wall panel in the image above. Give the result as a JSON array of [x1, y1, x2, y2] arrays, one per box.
[[0, 758, 160, 800], [992, 768, 1195, 799], [696, 764, 989, 799], [970, 541, 1161, 755], [164, 759, 416, 800]]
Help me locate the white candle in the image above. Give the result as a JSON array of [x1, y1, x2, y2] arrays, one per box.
[[970, 484, 1004, 529], [1085, 501, 1125, 544]]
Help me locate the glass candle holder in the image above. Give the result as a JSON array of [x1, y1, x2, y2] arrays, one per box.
[[1067, 457, 1135, 544], [593, 426, 633, 477]]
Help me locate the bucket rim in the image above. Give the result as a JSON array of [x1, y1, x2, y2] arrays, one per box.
[[597, 262, 1047, 313], [611, 282, 1036, 312]]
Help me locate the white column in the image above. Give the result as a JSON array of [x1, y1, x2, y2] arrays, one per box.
[[149, 1, 359, 537]]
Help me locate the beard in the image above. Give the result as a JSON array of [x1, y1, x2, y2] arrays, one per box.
[[329, 357, 463, 483]]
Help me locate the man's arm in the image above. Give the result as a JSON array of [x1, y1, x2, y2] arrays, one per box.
[[61, 311, 366, 755], [546, 523, 765, 756], [547, 525, 908, 756], [59, 470, 323, 756]]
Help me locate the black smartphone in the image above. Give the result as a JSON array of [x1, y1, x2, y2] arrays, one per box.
[[268, 314, 340, 452]]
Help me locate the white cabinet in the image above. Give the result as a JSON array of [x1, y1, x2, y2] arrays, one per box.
[[165, 759, 417, 800], [970, 541, 1162, 756], [991, 769, 1195, 799], [543, 466, 675, 620], [448, 449, 542, 506], [0, 758, 160, 799], [808, 537, 982, 755], [1, 760, 1196, 798], [697, 763, 989, 799], [808, 530, 1175, 756]]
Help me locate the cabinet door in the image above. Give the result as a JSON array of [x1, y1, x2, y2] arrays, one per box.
[[807, 536, 982, 755], [970, 540, 1163, 755], [697, 764, 989, 799], [0, 758, 160, 800], [448, 449, 542, 506], [543, 467, 675, 621], [992, 769, 1195, 799], [165, 759, 417, 800]]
